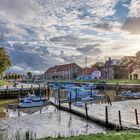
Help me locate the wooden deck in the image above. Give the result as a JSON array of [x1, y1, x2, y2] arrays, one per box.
[[53, 99, 140, 130]]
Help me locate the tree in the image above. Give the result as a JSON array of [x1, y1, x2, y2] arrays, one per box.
[[0, 48, 11, 75], [91, 61, 104, 70], [27, 72, 32, 79]]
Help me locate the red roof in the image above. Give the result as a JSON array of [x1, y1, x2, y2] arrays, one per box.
[[79, 67, 98, 76], [46, 63, 81, 73]]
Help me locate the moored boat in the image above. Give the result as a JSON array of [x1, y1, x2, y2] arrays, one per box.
[[18, 99, 44, 108], [20, 94, 47, 102]]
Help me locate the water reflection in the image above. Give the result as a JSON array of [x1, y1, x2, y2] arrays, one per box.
[[0, 105, 105, 140]]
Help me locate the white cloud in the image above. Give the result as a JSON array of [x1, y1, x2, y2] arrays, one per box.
[[128, 0, 140, 17]]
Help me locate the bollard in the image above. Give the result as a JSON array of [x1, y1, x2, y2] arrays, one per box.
[[118, 110, 122, 129], [135, 109, 139, 125], [85, 103, 88, 119], [105, 106, 108, 129]]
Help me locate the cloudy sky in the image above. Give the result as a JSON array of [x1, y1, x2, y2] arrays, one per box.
[[0, 0, 140, 73]]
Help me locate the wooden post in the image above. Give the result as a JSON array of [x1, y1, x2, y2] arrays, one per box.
[[18, 91, 20, 103], [69, 92, 72, 111], [116, 82, 119, 96], [75, 88, 78, 101], [85, 103, 88, 119], [6, 86, 9, 99], [44, 84, 46, 97], [118, 110, 122, 128], [21, 85, 23, 96], [69, 102, 71, 111], [31, 85, 33, 92], [105, 106, 108, 129], [47, 86, 50, 100], [58, 88, 61, 108], [135, 109, 139, 125], [90, 87, 92, 98]]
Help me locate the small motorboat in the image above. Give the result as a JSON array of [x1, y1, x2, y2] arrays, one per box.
[[66, 87, 98, 100], [18, 99, 44, 108], [81, 82, 97, 90], [20, 94, 47, 102], [119, 90, 140, 99]]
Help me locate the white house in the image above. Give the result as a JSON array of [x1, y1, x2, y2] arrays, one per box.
[[77, 67, 101, 80]]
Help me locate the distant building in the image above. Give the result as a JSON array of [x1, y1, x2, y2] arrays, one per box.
[[77, 67, 101, 80], [101, 58, 126, 79], [45, 63, 82, 80], [32, 74, 46, 82], [129, 68, 140, 79], [101, 58, 115, 79]]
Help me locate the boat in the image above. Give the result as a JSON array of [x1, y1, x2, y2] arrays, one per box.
[[18, 99, 44, 108], [81, 82, 97, 90], [66, 87, 98, 100], [119, 90, 140, 99], [20, 94, 47, 102]]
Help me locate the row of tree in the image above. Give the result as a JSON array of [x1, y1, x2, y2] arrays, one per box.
[[4, 74, 22, 80]]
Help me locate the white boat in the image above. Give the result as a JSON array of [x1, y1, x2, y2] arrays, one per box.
[[18, 99, 44, 108], [20, 94, 47, 102]]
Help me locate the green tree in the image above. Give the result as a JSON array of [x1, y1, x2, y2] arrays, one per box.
[[27, 71, 32, 79], [0, 48, 11, 75]]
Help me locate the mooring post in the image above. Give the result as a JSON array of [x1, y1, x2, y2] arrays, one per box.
[[75, 88, 78, 102], [47, 85, 50, 100], [118, 110, 122, 129], [105, 106, 108, 129], [69, 91, 72, 111], [44, 84, 46, 97], [85, 103, 88, 119], [135, 109, 139, 125], [116, 82, 119, 96], [90, 87, 92, 98], [58, 88, 61, 108], [6, 86, 9, 99], [18, 91, 20, 103], [31, 85, 33, 92]]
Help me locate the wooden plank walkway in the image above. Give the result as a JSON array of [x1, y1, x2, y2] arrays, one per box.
[[54, 99, 140, 130]]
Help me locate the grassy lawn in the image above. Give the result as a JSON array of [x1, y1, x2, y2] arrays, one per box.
[[0, 80, 11, 86], [51, 79, 140, 84], [40, 131, 140, 140]]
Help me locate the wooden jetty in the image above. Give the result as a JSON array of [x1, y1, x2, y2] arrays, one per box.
[[0, 84, 48, 99], [52, 99, 140, 130]]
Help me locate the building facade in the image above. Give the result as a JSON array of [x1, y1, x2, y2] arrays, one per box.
[[129, 68, 140, 79], [77, 67, 101, 80], [45, 63, 82, 80], [101, 58, 114, 79]]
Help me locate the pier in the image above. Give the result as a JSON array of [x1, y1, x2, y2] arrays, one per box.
[[0, 84, 47, 99]]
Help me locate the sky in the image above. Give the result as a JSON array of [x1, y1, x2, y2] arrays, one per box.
[[0, 0, 140, 74]]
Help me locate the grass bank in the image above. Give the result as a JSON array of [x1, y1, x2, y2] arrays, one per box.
[[52, 79, 140, 84], [0, 80, 11, 86], [0, 99, 17, 107], [40, 131, 140, 140]]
